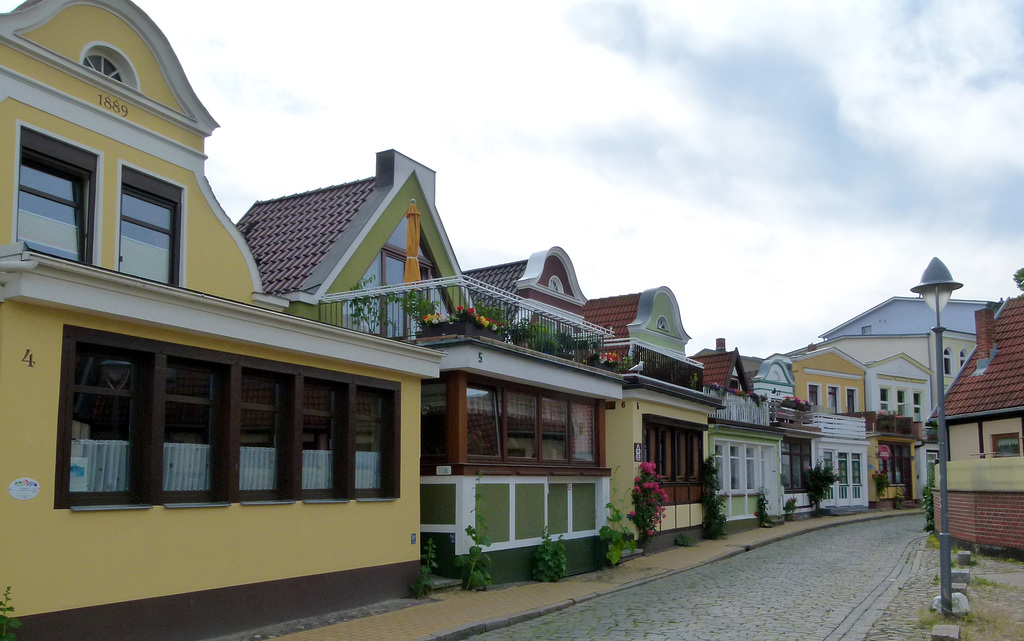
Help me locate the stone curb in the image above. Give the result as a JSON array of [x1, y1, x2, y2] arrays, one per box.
[[414, 510, 921, 641]]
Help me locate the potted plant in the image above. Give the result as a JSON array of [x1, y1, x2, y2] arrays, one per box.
[[418, 306, 503, 338], [783, 497, 797, 522], [872, 471, 891, 508]]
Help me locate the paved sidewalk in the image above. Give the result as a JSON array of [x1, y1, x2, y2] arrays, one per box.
[[266, 510, 920, 641]]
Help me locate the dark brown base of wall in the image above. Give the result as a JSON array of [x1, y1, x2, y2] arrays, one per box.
[[951, 537, 1024, 564], [19, 560, 419, 641], [645, 525, 703, 554]]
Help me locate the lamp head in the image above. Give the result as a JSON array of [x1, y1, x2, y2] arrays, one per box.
[[911, 257, 963, 313]]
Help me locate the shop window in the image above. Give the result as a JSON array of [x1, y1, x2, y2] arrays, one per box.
[[119, 168, 180, 284], [57, 327, 399, 508], [17, 129, 96, 262]]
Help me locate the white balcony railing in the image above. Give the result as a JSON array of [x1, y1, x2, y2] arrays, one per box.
[[704, 388, 770, 425], [810, 413, 866, 440]]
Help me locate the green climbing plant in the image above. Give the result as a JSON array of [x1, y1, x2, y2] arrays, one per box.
[[1, 586, 20, 641], [410, 538, 438, 598], [454, 475, 492, 590], [599, 479, 637, 565], [701, 455, 727, 539]]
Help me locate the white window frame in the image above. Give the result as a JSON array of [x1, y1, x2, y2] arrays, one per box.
[[912, 391, 923, 421], [879, 387, 890, 412], [896, 389, 907, 417]]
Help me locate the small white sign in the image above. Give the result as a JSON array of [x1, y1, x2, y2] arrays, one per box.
[[9, 477, 40, 501], [436, 465, 452, 476]]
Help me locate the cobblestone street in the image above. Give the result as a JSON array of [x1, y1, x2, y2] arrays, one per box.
[[468, 516, 927, 641]]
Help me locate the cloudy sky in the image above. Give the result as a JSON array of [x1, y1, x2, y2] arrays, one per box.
[[11, 1, 1023, 356]]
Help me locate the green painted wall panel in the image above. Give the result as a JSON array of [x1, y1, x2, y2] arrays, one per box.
[[571, 483, 596, 532], [421, 484, 457, 525], [515, 484, 545, 540], [548, 484, 569, 535], [478, 484, 510, 544]]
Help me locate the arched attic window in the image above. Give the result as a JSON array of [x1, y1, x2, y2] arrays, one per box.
[[656, 316, 669, 331], [82, 44, 138, 89], [959, 349, 967, 370], [548, 276, 563, 293], [943, 347, 951, 375]]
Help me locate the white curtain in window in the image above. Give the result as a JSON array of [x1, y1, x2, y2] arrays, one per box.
[[70, 439, 129, 492], [239, 446, 276, 490]]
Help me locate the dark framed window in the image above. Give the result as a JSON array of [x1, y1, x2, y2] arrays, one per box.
[[453, 376, 601, 468], [17, 129, 96, 262], [120, 168, 180, 284], [420, 381, 447, 459], [781, 438, 811, 491], [642, 420, 702, 505], [56, 327, 400, 508]]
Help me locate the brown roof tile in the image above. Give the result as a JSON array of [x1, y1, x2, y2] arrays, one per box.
[[945, 297, 1024, 417], [583, 293, 641, 338], [692, 351, 736, 388], [236, 178, 376, 295], [465, 260, 527, 293]]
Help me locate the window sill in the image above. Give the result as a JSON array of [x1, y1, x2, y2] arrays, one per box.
[[164, 502, 231, 509], [70, 504, 153, 512], [303, 499, 351, 505], [355, 497, 397, 503], [240, 500, 296, 506]]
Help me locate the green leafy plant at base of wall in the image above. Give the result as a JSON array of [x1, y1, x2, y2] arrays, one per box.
[[674, 533, 694, 547], [701, 455, 728, 539], [755, 488, 774, 528], [1, 586, 20, 641], [410, 538, 438, 598], [599, 480, 637, 565], [454, 475, 492, 590], [532, 528, 567, 582]]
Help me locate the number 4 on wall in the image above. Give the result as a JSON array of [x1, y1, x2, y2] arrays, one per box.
[[22, 349, 35, 367]]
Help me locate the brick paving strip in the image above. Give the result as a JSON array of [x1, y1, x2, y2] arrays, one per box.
[[268, 512, 919, 641]]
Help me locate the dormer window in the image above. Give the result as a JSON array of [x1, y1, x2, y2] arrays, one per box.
[[81, 45, 137, 88], [548, 276, 563, 293], [656, 316, 669, 331]]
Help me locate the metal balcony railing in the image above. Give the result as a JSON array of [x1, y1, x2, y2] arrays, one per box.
[[318, 276, 613, 365]]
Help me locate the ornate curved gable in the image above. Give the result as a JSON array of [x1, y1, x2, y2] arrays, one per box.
[[2, 0, 217, 135], [629, 286, 690, 352], [515, 246, 587, 312]]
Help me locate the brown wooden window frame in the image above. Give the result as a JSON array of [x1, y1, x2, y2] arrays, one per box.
[[461, 375, 601, 469], [55, 326, 400, 508], [641, 418, 703, 506]]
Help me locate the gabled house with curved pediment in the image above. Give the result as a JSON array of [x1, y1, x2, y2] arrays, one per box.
[[583, 287, 719, 550], [0, 2, 444, 639]]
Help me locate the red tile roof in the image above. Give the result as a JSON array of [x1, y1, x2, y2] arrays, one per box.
[[236, 178, 376, 295], [583, 293, 641, 338], [945, 297, 1024, 417], [692, 350, 736, 388], [465, 260, 527, 293]]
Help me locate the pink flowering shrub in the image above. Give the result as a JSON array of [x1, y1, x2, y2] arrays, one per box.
[[629, 461, 669, 545]]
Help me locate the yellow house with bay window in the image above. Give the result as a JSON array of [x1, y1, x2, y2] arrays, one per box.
[[0, 2, 441, 640]]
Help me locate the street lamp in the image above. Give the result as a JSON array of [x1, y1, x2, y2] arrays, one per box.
[[911, 257, 963, 617]]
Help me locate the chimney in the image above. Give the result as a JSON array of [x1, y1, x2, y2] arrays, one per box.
[[807, 343, 816, 352], [716, 338, 726, 352], [975, 308, 995, 360]]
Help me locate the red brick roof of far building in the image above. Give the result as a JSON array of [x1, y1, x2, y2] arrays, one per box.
[[582, 293, 641, 338], [945, 297, 1024, 418], [464, 260, 527, 293], [692, 350, 741, 389], [236, 177, 376, 295]]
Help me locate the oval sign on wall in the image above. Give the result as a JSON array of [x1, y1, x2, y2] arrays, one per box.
[[9, 477, 40, 500]]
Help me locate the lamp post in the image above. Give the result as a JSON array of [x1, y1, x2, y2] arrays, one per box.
[[911, 257, 962, 616]]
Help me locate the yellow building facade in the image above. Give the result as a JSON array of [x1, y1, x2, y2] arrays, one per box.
[[0, 2, 440, 639]]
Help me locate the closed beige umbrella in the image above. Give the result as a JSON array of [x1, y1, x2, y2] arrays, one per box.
[[403, 200, 421, 283]]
